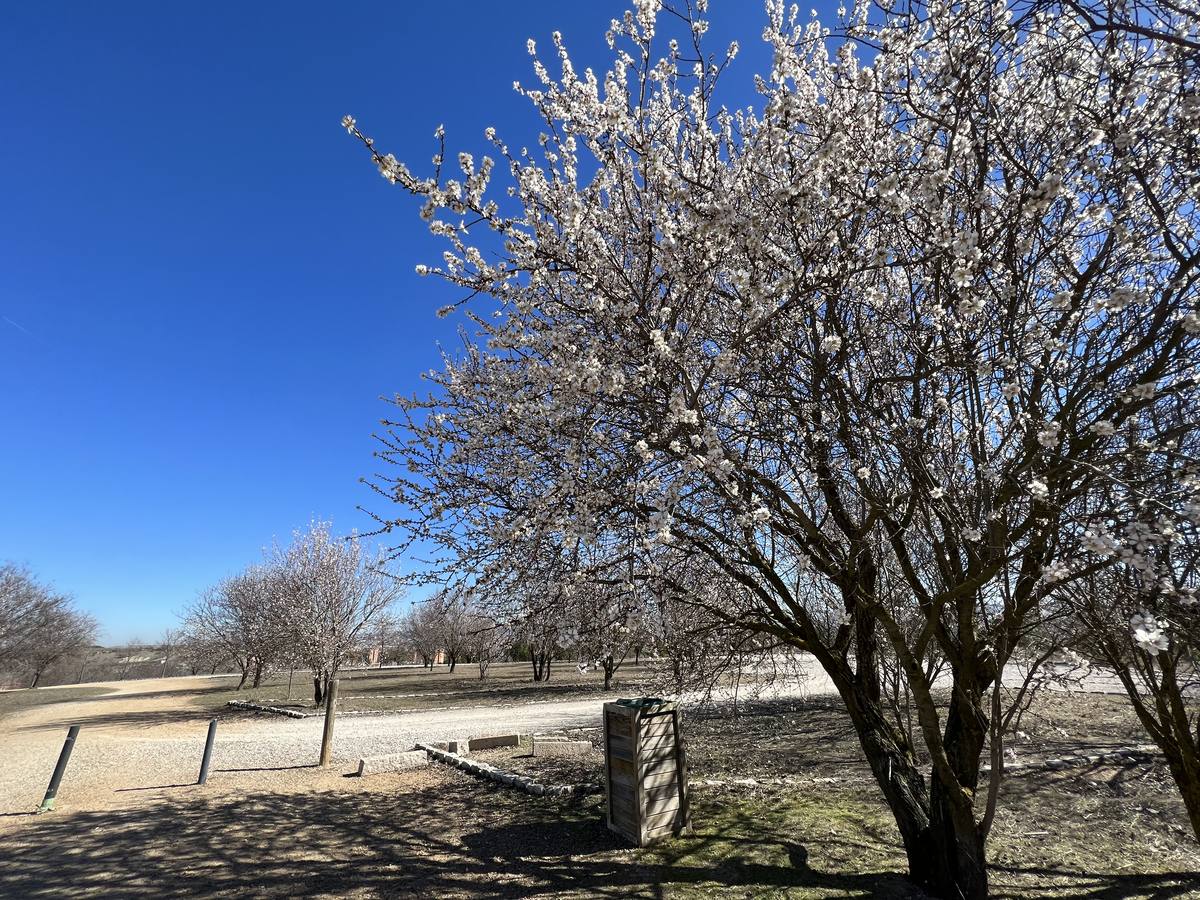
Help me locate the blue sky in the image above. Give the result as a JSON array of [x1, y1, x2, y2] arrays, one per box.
[[0, 2, 813, 643]]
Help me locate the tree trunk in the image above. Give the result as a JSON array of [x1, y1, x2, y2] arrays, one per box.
[[252, 660, 264, 688], [236, 667, 249, 690], [841, 680, 989, 900], [1162, 746, 1200, 843], [448, 653, 457, 673], [313, 676, 324, 706], [30, 670, 42, 689]]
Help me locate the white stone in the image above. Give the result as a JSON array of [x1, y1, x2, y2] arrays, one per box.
[[356, 750, 429, 776]]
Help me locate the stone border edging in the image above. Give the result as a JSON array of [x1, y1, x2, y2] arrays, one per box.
[[982, 743, 1161, 775], [226, 700, 311, 719], [417, 743, 600, 798]]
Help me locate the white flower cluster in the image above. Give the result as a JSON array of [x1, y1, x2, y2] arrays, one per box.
[[1130, 612, 1170, 656]]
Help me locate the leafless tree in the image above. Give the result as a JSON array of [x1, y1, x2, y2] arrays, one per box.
[[0, 564, 97, 687], [183, 566, 286, 689], [400, 601, 444, 668], [0, 563, 44, 671], [24, 603, 97, 688], [464, 606, 507, 680]]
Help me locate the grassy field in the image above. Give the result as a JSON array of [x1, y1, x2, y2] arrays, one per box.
[[0, 684, 115, 720], [192, 660, 664, 715]]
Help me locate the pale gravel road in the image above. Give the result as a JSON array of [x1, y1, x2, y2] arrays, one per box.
[[0, 660, 1131, 818], [0, 677, 622, 816]]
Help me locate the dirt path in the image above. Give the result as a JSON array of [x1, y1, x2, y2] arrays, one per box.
[[0, 675, 622, 821], [0, 661, 1142, 825]]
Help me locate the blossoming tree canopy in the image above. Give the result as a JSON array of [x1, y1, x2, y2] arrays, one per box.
[[345, 1, 1199, 897]]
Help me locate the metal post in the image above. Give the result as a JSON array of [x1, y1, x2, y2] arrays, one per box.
[[318, 678, 339, 767], [39, 725, 80, 812], [197, 718, 218, 785]]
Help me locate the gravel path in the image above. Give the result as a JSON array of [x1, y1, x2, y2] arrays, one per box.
[[0, 660, 1143, 820], [0, 676, 614, 817]]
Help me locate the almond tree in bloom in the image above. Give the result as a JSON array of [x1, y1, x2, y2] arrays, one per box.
[[274, 521, 403, 704], [347, 1, 1199, 895], [399, 600, 444, 668], [184, 566, 285, 689], [1057, 411, 1200, 839]]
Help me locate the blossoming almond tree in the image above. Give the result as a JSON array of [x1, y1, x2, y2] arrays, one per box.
[[274, 521, 403, 704], [348, 1, 1199, 895], [1056, 409, 1200, 839]]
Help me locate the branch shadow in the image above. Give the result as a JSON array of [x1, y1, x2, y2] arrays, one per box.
[[0, 780, 922, 899], [213, 764, 318, 774], [989, 863, 1200, 900], [15, 706, 221, 733]]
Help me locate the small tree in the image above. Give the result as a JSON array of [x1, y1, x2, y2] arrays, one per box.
[[184, 567, 285, 690], [1062, 520, 1200, 839], [275, 521, 403, 705], [0, 563, 43, 672], [176, 625, 226, 676], [433, 590, 467, 673], [24, 604, 97, 688], [0, 564, 97, 688], [400, 601, 444, 668], [465, 606, 507, 680]]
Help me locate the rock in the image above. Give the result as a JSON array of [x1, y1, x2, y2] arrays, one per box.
[[356, 751, 429, 776], [468, 734, 523, 751], [532, 739, 592, 758]]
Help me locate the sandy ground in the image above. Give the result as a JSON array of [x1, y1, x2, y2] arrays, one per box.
[[0, 658, 1131, 824], [0, 674, 629, 822]]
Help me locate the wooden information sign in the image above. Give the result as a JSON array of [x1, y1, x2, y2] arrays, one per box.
[[603, 698, 691, 846]]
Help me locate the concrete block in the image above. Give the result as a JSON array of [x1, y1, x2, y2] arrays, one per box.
[[468, 734, 523, 751], [357, 750, 429, 776], [428, 739, 469, 755], [532, 739, 593, 758]]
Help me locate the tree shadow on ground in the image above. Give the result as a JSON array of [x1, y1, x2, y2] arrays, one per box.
[[15, 705, 222, 733], [0, 779, 922, 899], [4, 775, 1196, 899], [989, 864, 1200, 900]]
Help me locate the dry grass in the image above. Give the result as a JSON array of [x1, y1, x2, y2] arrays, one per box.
[[179, 661, 661, 715], [0, 684, 115, 720]]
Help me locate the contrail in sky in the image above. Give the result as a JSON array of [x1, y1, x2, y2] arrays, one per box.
[[2, 316, 31, 335]]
